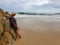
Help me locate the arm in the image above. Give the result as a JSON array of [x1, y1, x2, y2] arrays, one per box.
[[9, 17, 21, 38]]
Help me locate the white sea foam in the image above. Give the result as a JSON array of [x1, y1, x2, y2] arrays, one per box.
[[15, 14, 60, 32], [15, 14, 60, 21]]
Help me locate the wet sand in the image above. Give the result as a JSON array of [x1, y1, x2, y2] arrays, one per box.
[[15, 17, 60, 45]]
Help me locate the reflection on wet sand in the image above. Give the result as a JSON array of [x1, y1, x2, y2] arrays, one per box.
[[15, 17, 60, 45]]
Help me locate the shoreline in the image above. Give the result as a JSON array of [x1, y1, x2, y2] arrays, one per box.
[[15, 17, 60, 45]]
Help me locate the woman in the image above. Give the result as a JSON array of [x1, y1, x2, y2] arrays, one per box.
[[9, 13, 21, 38]]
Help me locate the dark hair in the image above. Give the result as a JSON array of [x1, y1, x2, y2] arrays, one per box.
[[11, 13, 16, 16]]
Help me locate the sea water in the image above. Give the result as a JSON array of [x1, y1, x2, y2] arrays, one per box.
[[15, 14, 60, 32], [15, 14, 60, 21]]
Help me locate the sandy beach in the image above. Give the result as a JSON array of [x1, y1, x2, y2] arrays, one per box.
[[15, 16, 60, 45]]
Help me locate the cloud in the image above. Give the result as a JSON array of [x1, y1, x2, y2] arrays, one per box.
[[0, 0, 52, 11], [19, 0, 53, 10], [0, 0, 60, 13], [52, 0, 60, 6], [0, 0, 52, 6]]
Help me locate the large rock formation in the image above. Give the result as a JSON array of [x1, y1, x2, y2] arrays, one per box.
[[0, 9, 16, 45]]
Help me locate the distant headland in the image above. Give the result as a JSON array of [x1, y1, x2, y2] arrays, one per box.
[[18, 12, 60, 15]]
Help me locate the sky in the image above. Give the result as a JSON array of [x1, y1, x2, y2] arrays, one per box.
[[0, 0, 60, 13]]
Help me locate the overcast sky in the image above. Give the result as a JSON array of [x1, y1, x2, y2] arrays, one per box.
[[0, 0, 60, 13]]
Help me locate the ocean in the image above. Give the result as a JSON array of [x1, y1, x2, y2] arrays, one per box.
[[15, 14, 60, 32], [15, 14, 60, 45], [15, 14, 60, 21]]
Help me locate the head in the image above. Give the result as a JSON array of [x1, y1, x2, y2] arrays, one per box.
[[11, 13, 16, 16], [3, 11, 10, 17]]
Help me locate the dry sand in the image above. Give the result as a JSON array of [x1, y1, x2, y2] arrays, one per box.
[[15, 17, 60, 45]]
